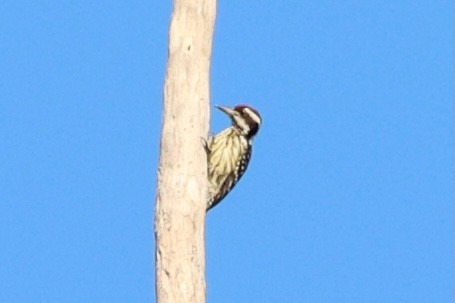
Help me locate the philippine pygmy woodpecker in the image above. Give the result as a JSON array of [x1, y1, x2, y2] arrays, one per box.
[[204, 105, 262, 211]]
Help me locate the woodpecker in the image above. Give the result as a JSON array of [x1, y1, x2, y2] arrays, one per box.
[[204, 105, 262, 211]]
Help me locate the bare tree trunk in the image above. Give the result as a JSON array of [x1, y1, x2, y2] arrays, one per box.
[[155, 1, 217, 303]]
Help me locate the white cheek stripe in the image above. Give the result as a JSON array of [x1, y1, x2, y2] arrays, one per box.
[[244, 108, 261, 125], [235, 116, 250, 133]]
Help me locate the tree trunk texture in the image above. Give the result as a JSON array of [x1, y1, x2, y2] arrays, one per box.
[[155, 1, 217, 303]]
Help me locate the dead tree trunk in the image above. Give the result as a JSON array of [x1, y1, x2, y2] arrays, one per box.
[[155, 1, 217, 303]]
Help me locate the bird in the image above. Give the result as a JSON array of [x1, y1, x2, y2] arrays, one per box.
[[203, 104, 262, 211]]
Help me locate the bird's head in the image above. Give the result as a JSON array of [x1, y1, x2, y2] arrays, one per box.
[[216, 105, 262, 138]]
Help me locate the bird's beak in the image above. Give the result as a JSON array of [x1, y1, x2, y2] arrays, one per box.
[[215, 105, 237, 118]]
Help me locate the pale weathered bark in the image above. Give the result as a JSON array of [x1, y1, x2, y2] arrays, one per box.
[[155, 1, 217, 303]]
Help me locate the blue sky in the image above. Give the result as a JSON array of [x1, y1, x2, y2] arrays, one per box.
[[0, 1, 453, 302]]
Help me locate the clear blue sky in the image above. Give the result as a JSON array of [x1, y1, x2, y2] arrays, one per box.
[[1, 1, 453, 302]]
